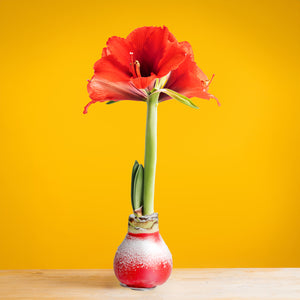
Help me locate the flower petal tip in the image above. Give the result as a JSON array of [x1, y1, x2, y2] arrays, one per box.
[[215, 98, 221, 107], [83, 100, 97, 114], [209, 95, 220, 106]]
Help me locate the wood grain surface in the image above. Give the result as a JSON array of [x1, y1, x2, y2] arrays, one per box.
[[0, 268, 300, 300]]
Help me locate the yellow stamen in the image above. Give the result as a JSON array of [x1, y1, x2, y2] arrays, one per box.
[[134, 60, 141, 77]]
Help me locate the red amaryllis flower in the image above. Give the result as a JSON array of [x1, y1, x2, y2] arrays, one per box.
[[84, 26, 219, 113]]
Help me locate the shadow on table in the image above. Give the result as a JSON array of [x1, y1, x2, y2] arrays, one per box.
[[33, 270, 121, 289]]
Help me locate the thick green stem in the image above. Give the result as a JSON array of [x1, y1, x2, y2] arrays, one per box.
[[143, 93, 159, 215]]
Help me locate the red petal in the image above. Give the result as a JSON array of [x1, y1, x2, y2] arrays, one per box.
[[166, 58, 208, 92], [126, 26, 170, 55], [163, 57, 218, 104], [156, 43, 186, 77], [130, 74, 156, 89], [106, 36, 131, 68], [84, 77, 147, 113], [166, 29, 177, 43], [179, 41, 194, 60], [94, 56, 131, 82], [101, 47, 111, 57]]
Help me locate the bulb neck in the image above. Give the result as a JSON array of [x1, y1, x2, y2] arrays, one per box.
[[128, 212, 159, 234]]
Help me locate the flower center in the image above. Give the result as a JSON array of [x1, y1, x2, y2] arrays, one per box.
[[129, 52, 142, 78]]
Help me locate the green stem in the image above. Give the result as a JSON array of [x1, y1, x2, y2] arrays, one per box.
[[143, 92, 159, 215]]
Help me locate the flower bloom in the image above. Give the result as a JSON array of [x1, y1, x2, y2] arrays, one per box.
[[84, 26, 219, 113]]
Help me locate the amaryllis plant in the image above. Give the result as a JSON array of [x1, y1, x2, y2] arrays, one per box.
[[84, 26, 219, 217]]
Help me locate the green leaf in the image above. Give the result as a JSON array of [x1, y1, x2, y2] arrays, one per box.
[[161, 88, 199, 109], [132, 164, 144, 212], [131, 160, 139, 210], [106, 101, 119, 105]]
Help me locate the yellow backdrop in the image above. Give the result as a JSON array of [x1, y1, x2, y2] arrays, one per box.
[[0, 0, 299, 269]]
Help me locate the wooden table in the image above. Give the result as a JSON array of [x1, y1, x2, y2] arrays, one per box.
[[1, 269, 300, 299]]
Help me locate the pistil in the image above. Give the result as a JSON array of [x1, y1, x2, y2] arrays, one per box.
[[129, 52, 137, 77]]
